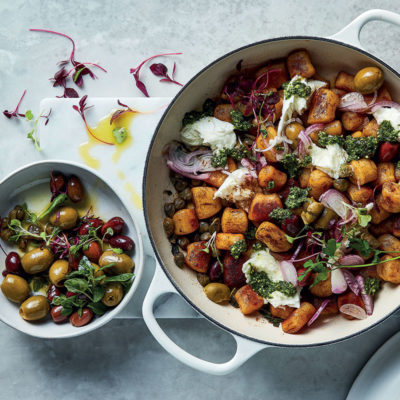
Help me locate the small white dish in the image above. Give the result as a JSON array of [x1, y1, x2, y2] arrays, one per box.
[[347, 330, 400, 399], [0, 160, 143, 338]]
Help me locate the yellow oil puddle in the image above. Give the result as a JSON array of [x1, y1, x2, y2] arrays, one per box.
[[117, 169, 126, 180], [124, 182, 142, 210], [79, 110, 137, 169]]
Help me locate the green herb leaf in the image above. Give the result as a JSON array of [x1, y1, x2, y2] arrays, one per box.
[[25, 110, 34, 121], [258, 306, 284, 327], [38, 193, 68, 220], [93, 286, 105, 303], [323, 239, 340, 258], [88, 301, 108, 316], [64, 278, 89, 294], [104, 273, 134, 283], [111, 247, 123, 254]]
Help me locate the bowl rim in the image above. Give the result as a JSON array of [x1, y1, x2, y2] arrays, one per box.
[[0, 159, 144, 339], [142, 35, 400, 347]]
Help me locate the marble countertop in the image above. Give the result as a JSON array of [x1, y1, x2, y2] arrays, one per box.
[[2, 0, 400, 399]]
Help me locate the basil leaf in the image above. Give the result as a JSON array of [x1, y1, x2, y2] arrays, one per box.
[[88, 302, 107, 316], [61, 306, 73, 316], [104, 273, 134, 283], [93, 286, 105, 303], [64, 278, 89, 293], [38, 193, 68, 220]]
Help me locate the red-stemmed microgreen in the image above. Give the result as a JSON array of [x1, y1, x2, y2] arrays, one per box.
[[110, 100, 138, 125], [30, 28, 107, 97], [129, 52, 182, 97], [3, 90, 27, 119], [150, 62, 182, 87], [72, 96, 114, 145]]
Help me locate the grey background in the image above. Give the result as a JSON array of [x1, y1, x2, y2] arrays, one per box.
[[1, 0, 400, 399]]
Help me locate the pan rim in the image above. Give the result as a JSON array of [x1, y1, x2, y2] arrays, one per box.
[[142, 35, 400, 347]]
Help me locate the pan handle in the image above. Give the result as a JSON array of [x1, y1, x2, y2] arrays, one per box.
[[329, 9, 400, 49], [142, 264, 269, 375]]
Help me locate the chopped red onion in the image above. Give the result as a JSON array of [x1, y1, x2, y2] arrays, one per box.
[[331, 268, 347, 294], [280, 261, 298, 287], [307, 299, 330, 326], [342, 269, 360, 296], [319, 189, 350, 219], [339, 254, 364, 266], [339, 304, 367, 320], [290, 240, 304, 261], [356, 275, 374, 316]]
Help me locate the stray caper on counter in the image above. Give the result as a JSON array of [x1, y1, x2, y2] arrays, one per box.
[[0, 171, 136, 328]]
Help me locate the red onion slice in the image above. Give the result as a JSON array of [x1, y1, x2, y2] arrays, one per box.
[[280, 261, 298, 287], [331, 268, 347, 294], [338, 92, 368, 112], [319, 189, 351, 219], [341, 269, 360, 296], [307, 299, 330, 326], [370, 100, 400, 113], [339, 304, 367, 320], [339, 254, 364, 266], [356, 275, 374, 316]]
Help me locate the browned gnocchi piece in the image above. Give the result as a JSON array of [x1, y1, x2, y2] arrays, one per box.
[[221, 207, 248, 234], [287, 50, 316, 78], [349, 159, 378, 186], [191, 187, 222, 219], [335, 71, 356, 92], [308, 169, 333, 200], [281, 302, 316, 334], [307, 88, 339, 125], [377, 255, 400, 284], [309, 272, 333, 298], [213, 104, 234, 122], [248, 193, 282, 223], [258, 166, 287, 192], [381, 182, 400, 213], [270, 304, 295, 320], [255, 221, 292, 252], [341, 111, 365, 132], [375, 162, 396, 186]]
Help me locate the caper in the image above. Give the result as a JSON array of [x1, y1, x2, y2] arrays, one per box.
[[8, 208, 18, 220], [45, 224, 55, 235], [197, 273, 210, 287], [1, 228, 13, 241], [174, 180, 188, 192], [27, 224, 42, 238], [169, 234, 178, 244], [19, 295, 50, 321], [164, 202, 175, 218], [200, 232, 211, 241], [1, 274, 30, 303], [174, 198, 186, 211], [163, 217, 174, 236], [191, 179, 202, 187], [354, 66, 384, 94], [177, 237, 190, 250], [209, 218, 221, 234], [333, 178, 349, 192], [179, 188, 192, 201], [204, 283, 231, 303], [17, 238, 28, 251], [101, 282, 124, 307], [193, 233, 200, 242], [174, 252, 185, 268], [243, 137, 254, 147], [199, 221, 209, 234], [1, 217, 9, 229], [14, 206, 25, 221]]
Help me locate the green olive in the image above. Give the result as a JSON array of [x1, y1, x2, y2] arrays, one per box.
[[101, 282, 124, 307], [354, 67, 384, 94], [49, 260, 70, 287], [204, 283, 231, 303], [19, 295, 50, 321], [49, 206, 78, 230], [21, 248, 54, 274], [314, 208, 337, 230], [333, 178, 349, 192], [301, 200, 324, 225], [98, 250, 134, 275], [1, 274, 30, 303]]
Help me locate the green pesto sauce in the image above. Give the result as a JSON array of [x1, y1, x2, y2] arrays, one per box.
[[248, 266, 297, 299], [284, 80, 311, 100]]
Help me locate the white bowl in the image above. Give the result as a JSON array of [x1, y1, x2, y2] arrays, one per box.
[[0, 160, 143, 338]]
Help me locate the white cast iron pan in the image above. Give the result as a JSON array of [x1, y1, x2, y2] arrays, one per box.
[[142, 9, 400, 375]]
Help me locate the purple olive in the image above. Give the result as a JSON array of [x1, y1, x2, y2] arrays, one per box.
[[108, 235, 134, 251], [5, 252, 21, 274], [208, 261, 222, 281]]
